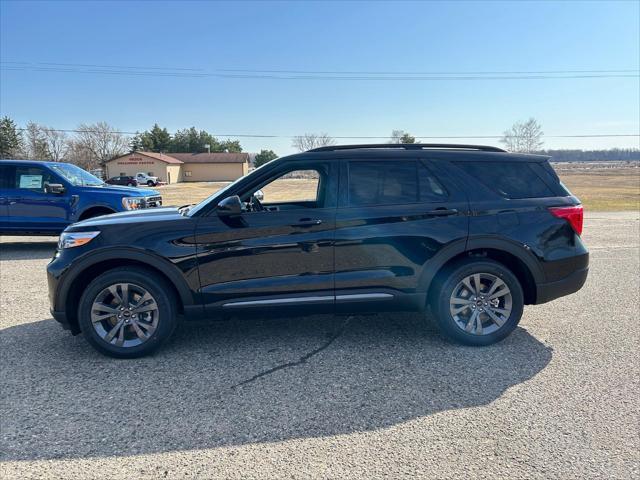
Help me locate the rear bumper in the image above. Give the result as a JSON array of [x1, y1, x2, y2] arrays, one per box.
[[535, 267, 589, 304]]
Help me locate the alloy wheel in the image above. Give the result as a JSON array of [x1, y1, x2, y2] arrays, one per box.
[[90, 283, 159, 348], [449, 273, 512, 336]]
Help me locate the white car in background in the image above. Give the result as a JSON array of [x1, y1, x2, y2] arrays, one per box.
[[136, 172, 159, 186]]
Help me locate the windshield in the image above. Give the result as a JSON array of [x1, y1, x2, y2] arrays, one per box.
[[49, 163, 104, 187]]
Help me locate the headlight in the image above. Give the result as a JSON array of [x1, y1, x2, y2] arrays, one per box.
[[122, 197, 145, 210], [58, 231, 100, 249]]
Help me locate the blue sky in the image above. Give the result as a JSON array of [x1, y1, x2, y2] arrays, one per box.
[[1, 0, 639, 155]]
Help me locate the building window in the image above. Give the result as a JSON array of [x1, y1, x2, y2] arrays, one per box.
[[148, 172, 154, 176], [119, 172, 126, 176], [185, 171, 192, 177]]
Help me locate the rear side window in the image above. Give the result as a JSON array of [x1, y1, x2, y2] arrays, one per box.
[[0, 164, 16, 189], [454, 161, 554, 199], [348, 161, 447, 206]]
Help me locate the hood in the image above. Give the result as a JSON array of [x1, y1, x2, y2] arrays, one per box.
[[78, 184, 159, 197], [69, 206, 184, 230]]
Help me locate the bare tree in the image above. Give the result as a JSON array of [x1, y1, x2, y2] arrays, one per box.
[[389, 130, 416, 144], [63, 139, 95, 170], [292, 133, 335, 152], [501, 118, 544, 153], [42, 127, 68, 162], [74, 122, 129, 168], [24, 122, 51, 160]]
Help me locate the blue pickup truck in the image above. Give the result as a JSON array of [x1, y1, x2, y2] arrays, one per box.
[[0, 160, 162, 235]]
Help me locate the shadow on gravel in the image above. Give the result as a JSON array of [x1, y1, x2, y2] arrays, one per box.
[[0, 240, 57, 261], [1, 313, 552, 461]]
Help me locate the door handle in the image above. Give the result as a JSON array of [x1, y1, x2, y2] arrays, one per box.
[[425, 208, 458, 217], [293, 218, 323, 227]]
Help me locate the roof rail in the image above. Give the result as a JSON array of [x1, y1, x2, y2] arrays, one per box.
[[308, 143, 507, 153]]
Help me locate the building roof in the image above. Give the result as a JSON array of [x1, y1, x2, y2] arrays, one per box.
[[134, 151, 183, 165], [109, 151, 249, 164], [170, 152, 249, 164]]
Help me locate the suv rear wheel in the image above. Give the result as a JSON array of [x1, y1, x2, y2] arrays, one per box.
[[431, 258, 524, 346], [78, 267, 178, 358]]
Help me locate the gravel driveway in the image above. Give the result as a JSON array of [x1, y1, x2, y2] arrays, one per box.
[[1, 212, 638, 479]]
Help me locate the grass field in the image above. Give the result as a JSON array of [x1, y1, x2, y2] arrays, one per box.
[[554, 164, 639, 211], [157, 163, 640, 212]]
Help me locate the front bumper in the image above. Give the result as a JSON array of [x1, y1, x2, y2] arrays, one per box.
[[535, 267, 589, 304], [50, 308, 79, 333], [47, 248, 84, 335], [144, 195, 162, 208]]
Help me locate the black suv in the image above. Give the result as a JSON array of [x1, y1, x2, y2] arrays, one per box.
[[47, 144, 588, 358]]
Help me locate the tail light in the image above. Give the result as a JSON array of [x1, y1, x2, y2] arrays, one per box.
[[549, 205, 583, 236]]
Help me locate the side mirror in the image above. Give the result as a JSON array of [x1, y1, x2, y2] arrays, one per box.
[[45, 183, 65, 194], [217, 195, 243, 218], [254, 189, 264, 202]]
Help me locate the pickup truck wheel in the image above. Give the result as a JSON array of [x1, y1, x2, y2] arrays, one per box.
[[78, 207, 115, 221], [430, 259, 523, 346], [147, 180, 154, 186], [77, 267, 178, 358], [127, 182, 134, 187]]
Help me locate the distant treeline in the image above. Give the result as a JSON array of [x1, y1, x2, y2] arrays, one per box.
[[537, 149, 640, 162]]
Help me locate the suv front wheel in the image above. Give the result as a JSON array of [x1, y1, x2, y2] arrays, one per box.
[[78, 267, 178, 358], [431, 259, 524, 346]]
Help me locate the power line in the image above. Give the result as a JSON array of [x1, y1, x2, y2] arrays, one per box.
[[1, 61, 203, 72], [2, 62, 638, 80], [14, 127, 640, 139], [217, 68, 640, 75], [3, 61, 637, 75]]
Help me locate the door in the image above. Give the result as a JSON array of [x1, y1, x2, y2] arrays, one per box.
[[195, 160, 338, 315], [8, 165, 72, 233], [0, 164, 15, 231], [334, 158, 469, 312]]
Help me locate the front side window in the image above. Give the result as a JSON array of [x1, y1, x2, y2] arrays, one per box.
[[259, 169, 321, 205], [348, 161, 447, 206], [15, 166, 56, 192]]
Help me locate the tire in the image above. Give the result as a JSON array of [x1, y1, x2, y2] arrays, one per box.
[[430, 258, 524, 346], [147, 180, 154, 186], [127, 183, 134, 187], [77, 267, 178, 358]]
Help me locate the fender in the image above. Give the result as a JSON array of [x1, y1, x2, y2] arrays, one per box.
[[76, 204, 117, 221], [418, 235, 546, 295], [55, 246, 198, 312], [465, 235, 546, 283]]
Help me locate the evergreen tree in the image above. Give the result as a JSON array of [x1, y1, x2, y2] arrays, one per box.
[[254, 149, 278, 167], [129, 132, 144, 152], [139, 124, 172, 152], [220, 139, 242, 153], [0, 116, 24, 159]]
